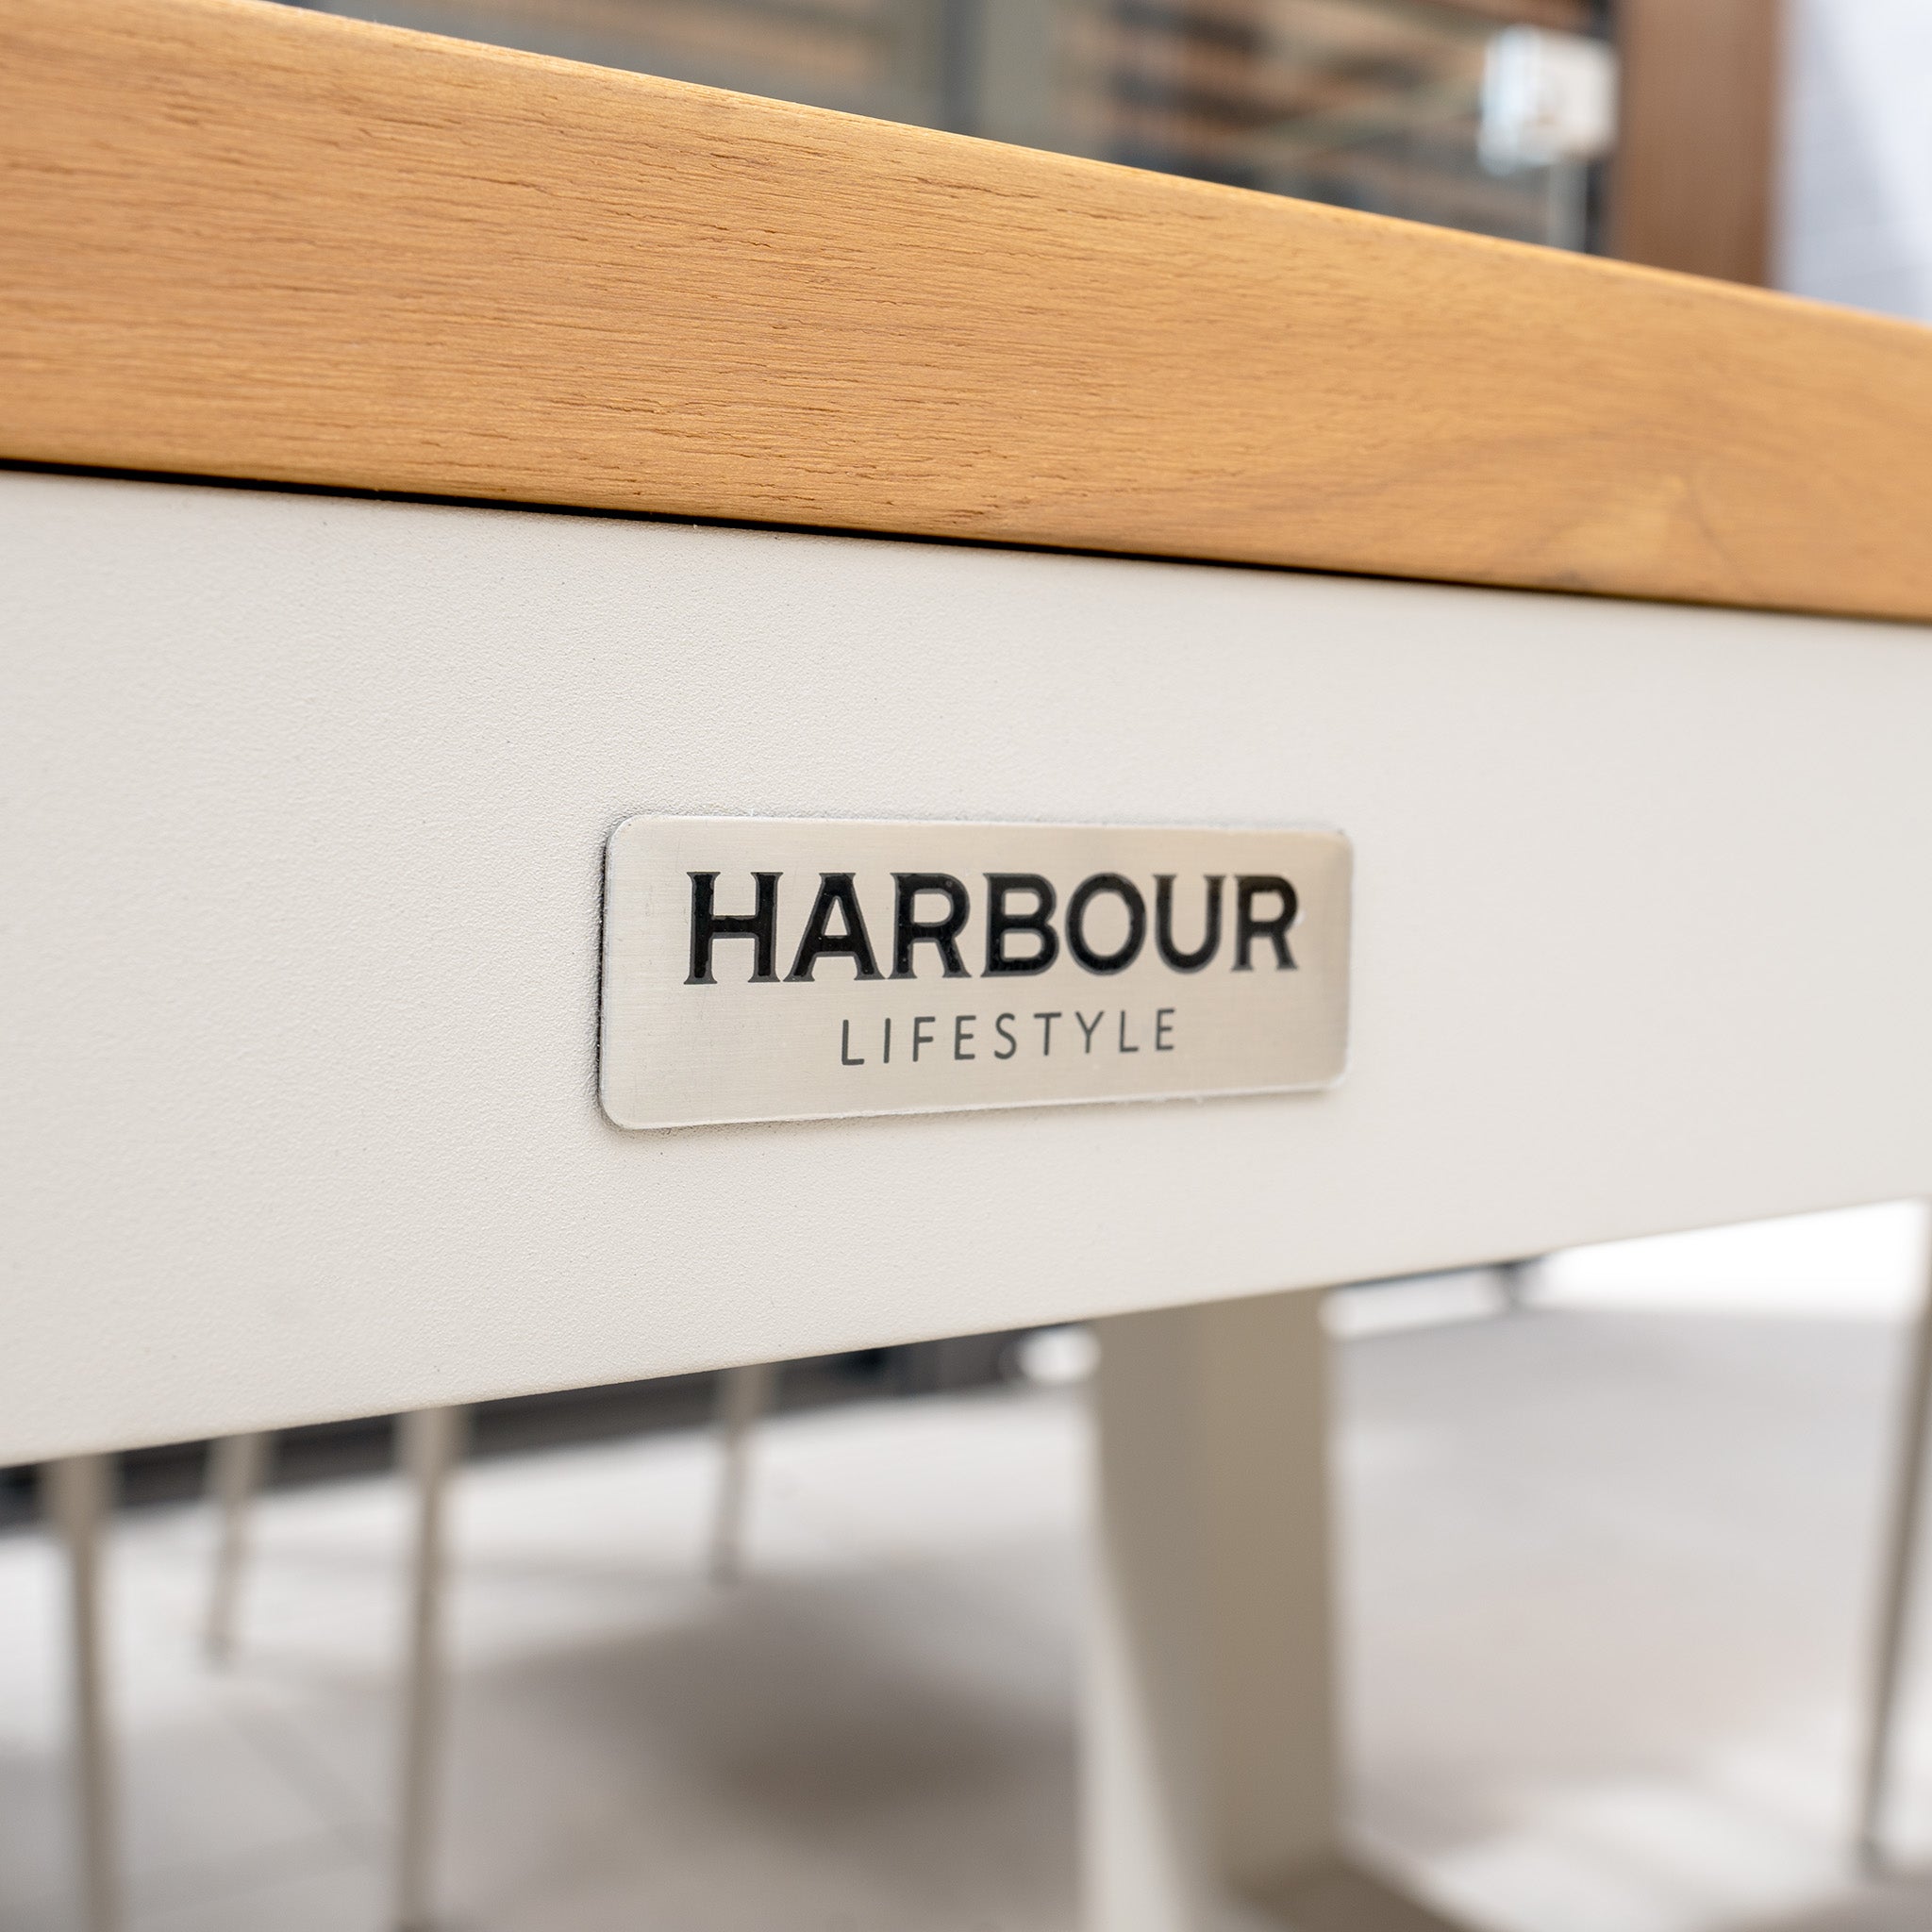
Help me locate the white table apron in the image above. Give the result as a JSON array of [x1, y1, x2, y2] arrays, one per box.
[[8, 469, 1929, 1458], [8, 468, 1932, 1930]]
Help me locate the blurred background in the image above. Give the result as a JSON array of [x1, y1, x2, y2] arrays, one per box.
[[277, 0, 1932, 318], [9, 3, 1932, 1929]]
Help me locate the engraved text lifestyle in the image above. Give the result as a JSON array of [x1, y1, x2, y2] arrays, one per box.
[[679, 873, 1298, 1074], [681, 866, 1299, 1073]]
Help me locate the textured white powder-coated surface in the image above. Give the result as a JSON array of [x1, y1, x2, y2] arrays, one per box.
[[6, 471, 1932, 1460]]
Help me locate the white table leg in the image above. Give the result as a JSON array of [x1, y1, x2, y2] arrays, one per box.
[[709, 1360, 774, 1584], [1857, 1233, 1932, 1872], [46, 1454, 123, 1932], [1088, 1290, 1465, 1932], [393, 1406, 467, 1932], [204, 1431, 270, 1665]]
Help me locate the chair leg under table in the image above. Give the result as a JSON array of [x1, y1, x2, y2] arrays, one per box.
[[204, 1431, 270, 1665], [1088, 1290, 1469, 1932], [1857, 1232, 1932, 1873], [708, 1360, 774, 1584], [1493, 1257, 1538, 1313], [392, 1406, 468, 1932], [46, 1453, 123, 1932]]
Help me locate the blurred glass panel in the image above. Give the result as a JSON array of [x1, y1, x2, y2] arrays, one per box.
[[291, 0, 1609, 246]]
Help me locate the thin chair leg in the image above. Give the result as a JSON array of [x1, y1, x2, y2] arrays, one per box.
[[392, 1407, 467, 1932], [46, 1454, 122, 1932], [708, 1361, 774, 1585], [1857, 1223, 1932, 1874], [1495, 1257, 1537, 1312], [204, 1432, 270, 1665]]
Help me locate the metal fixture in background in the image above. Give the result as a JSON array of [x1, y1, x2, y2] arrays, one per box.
[[1480, 25, 1618, 250]]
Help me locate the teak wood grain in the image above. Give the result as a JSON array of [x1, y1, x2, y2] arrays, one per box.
[[5, 0, 1931, 619]]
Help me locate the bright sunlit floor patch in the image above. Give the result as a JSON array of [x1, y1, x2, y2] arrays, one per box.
[[1538, 1202, 1928, 1322]]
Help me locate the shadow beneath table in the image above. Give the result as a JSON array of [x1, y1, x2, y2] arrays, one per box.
[[1728, 1869, 1932, 1932]]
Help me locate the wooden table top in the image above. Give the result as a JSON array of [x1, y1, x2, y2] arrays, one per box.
[[5, 0, 1931, 622]]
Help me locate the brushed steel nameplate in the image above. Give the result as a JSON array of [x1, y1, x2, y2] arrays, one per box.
[[598, 818, 1352, 1130]]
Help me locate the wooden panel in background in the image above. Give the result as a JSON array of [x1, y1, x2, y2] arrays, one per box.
[[3, 0, 1929, 620], [1441, 0, 1594, 26], [1612, 0, 1782, 288]]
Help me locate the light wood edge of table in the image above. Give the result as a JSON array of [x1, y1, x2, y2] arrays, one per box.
[[5, 0, 1931, 622]]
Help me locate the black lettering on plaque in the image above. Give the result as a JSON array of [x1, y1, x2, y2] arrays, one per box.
[[994, 1014, 1018, 1059], [983, 874, 1059, 975], [687, 872, 779, 984], [1117, 1011, 1140, 1053], [912, 1015, 937, 1061], [1035, 1011, 1061, 1056], [1067, 874, 1147, 974], [788, 874, 881, 981], [840, 1020, 865, 1066], [1155, 1008, 1175, 1051], [891, 874, 971, 978], [1153, 874, 1223, 972], [1234, 875, 1299, 971], [955, 1014, 976, 1060], [1075, 1010, 1106, 1053]]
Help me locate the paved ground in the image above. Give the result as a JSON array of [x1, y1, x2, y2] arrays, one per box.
[[7, 1206, 1932, 1930]]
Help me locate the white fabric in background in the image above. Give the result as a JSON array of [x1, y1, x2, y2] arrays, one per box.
[[1778, 0, 1932, 321]]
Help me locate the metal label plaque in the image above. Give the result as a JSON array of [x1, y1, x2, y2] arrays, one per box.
[[598, 818, 1352, 1130]]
